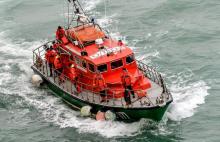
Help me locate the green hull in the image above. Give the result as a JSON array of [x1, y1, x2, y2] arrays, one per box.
[[32, 67, 172, 121]]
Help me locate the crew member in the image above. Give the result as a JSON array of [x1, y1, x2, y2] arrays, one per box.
[[121, 68, 135, 101], [45, 47, 57, 76], [54, 55, 63, 78], [52, 41, 60, 50], [118, 39, 123, 46], [93, 71, 107, 102], [75, 76, 81, 94], [56, 26, 65, 41], [65, 63, 77, 82]]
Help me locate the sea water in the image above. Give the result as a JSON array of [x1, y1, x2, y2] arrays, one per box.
[[0, 0, 219, 141]]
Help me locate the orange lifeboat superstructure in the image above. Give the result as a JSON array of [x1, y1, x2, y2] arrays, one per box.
[[57, 23, 152, 99]]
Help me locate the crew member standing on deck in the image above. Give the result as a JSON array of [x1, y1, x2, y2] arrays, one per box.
[[52, 41, 61, 50], [68, 63, 77, 82], [45, 46, 57, 77], [56, 26, 65, 41], [54, 55, 63, 78], [93, 71, 107, 102], [121, 68, 135, 101]]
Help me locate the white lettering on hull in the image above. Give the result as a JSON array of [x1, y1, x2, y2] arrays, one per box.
[[90, 46, 126, 59]]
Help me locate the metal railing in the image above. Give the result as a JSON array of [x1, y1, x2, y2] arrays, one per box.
[[32, 42, 171, 108], [137, 60, 170, 93], [136, 60, 171, 102]]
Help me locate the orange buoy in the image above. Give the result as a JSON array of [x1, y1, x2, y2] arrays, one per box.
[[96, 111, 105, 121]]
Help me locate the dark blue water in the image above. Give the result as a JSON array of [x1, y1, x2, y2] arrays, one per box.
[[0, 0, 219, 141]]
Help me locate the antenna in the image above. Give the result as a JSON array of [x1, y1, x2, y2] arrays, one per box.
[[64, 0, 110, 50], [66, 0, 91, 26]]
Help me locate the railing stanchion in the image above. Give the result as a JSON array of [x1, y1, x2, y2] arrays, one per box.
[[87, 90, 89, 101], [38, 48, 40, 58], [45, 61, 48, 77], [42, 60, 44, 73], [113, 92, 115, 105], [81, 83, 83, 99], [105, 90, 108, 105], [62, 75, 64, 89], [121, 97, 123, 107], [66, 78, 69, 92], [154, 70, 158, 84], [92, 89, 95, 103], [33, 51, 34, 66], [70, 81, 73, 95], [99, 94, 101, 103], [66, 78, 68, 92], [53, 69, 56, 83]]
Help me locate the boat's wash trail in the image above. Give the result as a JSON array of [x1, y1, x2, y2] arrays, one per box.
[[0, 0, 214, 141], [0, 12, 209, 139]]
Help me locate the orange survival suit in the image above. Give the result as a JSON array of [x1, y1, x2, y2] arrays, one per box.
[[93, 72, 107, 102], [56, 26, 65, 40], [121, 69, 135, 104], [54, 55, 63, 77], [45, 48, 57, 76]]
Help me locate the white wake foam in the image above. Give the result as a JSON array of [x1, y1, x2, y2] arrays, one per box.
[[15, 86, 145, 138], [166, 70, 210, 121], [30, 97, 145, 138]]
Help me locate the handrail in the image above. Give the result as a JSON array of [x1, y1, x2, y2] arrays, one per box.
[[32, 42, 171, 107], [136, 60, 170, 95]]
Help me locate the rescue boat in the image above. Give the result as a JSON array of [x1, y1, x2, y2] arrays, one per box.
[[31, 0, 173, 121]]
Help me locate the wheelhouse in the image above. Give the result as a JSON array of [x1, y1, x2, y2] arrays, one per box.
[[70, 53, 137, 75], [61, 24, 137, 78]]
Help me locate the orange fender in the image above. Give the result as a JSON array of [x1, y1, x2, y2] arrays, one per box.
[[96, 111, 105, 121]]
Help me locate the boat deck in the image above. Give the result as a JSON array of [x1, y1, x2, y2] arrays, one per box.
[[35, 62, 166, 108]]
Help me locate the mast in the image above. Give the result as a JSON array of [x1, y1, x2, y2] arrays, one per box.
[[65, 0, 112, 50], [66, 0, 91, 28]]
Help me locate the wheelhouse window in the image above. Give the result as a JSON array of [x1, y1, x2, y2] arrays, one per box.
[[88, 63, 95, 72], [111, 60, 123, 69], [126, 54, 135, 64], [82, 60, 87, 69], [97, 64, 107, 72]]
